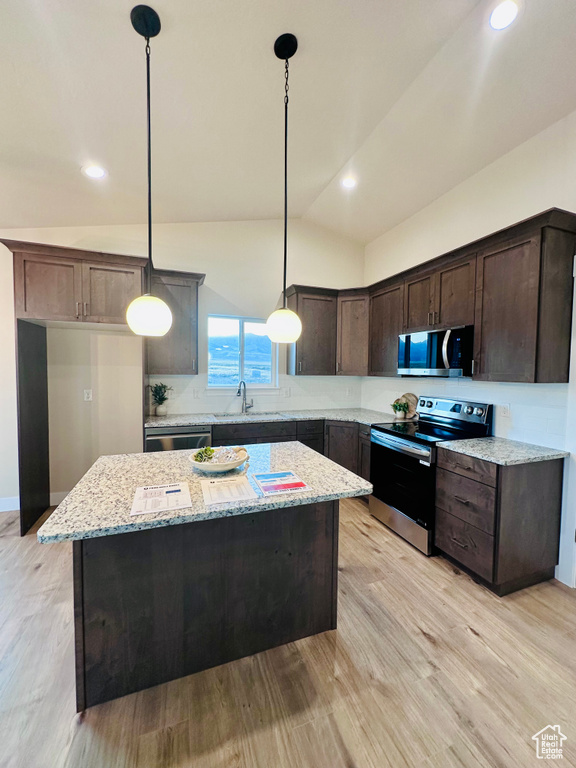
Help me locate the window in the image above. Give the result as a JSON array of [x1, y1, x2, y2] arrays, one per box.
[[207, 315, 277, 387]]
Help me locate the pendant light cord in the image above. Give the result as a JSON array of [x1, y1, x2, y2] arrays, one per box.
[[146, 38, 153, 293], [282, 59, 289, 308]]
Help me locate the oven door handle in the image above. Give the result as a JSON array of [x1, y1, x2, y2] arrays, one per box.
[[442, 329, 452, 369], [370, 430, 432, 462]]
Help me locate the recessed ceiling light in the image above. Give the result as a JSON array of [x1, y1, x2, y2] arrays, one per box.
[[489, 0, 519, 30], [81, 164, 107, 179], [341, 176, 357, 189]]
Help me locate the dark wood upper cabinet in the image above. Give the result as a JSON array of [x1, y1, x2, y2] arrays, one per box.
[[324, 420, 359, 474], [13, 253, 84, 321], [473, 225, 575, 383], [403, 271, 435, 333], [6, 240, 147, 325], [287, 286, 337, 375], [435, 255, 476, 329], [368, 280, 403, 376], [82, 262, 142, 324], [146, 270, 205, 376], [337, 290, 369, 376], [403, 255, 476, 334]]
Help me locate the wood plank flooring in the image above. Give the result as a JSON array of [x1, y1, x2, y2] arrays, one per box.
[[1, 499, 576, 768]]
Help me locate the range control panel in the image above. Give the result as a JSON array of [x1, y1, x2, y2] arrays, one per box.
[[417, 397, 492, 425]]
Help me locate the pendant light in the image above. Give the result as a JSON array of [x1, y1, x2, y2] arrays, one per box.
[[266, 34, 302, 344], [126, 5, 173, 337]]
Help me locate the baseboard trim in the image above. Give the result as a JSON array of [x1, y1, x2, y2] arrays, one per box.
[[0, 496, 20, 513]]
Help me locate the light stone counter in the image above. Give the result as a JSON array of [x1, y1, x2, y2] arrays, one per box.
[[144, 407, 394, 429], [37, 441, 372, 543], [437, 436, 569, 466]]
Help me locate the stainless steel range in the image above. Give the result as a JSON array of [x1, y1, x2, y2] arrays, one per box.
[[369, 397, 492, 555]]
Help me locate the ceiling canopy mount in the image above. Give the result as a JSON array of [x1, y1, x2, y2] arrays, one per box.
[[130, 5, 161, 39]]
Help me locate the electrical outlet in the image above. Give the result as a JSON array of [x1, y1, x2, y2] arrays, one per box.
[[499, 403, 510, 418], [84, 389, 93, 402]]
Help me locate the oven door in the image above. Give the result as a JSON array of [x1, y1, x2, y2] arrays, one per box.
[[369, 430, 435, 554]]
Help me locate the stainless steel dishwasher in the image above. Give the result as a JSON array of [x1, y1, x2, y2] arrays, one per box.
[[144, 425, 212, 452]]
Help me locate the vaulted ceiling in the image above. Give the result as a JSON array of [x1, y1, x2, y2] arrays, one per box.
[[2, 0, 576, 243]]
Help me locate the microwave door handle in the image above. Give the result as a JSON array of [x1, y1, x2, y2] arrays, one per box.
[[442, 329, 452, 369]]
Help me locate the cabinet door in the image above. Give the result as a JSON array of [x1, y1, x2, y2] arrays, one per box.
[[291, 292, 337, 375], [82, 262, 143, 324], [435, 256, 476, 329], [147, 274, 199, 375], [369, 282, 403, 376], [14, 253, 83, 321], [299, 435, 324, 454], [358, 437, 371, 482], [324, 421, 359, 474], [337, 293, 369, 376], [403, 272, 435, 333], [474, 236, 541, 382]]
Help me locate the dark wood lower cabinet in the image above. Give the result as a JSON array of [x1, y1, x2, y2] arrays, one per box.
[[324, 421, 359, 474], [435, 448, 564, 595], [212, 421, 297, 447], [299, 435, 325, 453], [73, 500, 339, 710], [358, 436, 371, 482]]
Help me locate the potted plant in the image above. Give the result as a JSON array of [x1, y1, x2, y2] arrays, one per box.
[[391, 399, 409, 421], [151, 383, 173, 416]]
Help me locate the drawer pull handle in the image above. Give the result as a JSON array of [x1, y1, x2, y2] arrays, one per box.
[[451, 537, 469, 550], [454, 496, 471, 506], [456, 463, 473, 472]]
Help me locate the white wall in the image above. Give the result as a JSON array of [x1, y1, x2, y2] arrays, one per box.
[[362, 107, 576, 587], [0, 218, 364, 504], [47, 327, 143, 502]]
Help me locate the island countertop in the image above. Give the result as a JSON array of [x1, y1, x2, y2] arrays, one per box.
[[37, 441, 372, 543]]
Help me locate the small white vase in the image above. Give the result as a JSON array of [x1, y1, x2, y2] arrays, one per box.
[[155, 404, 168, 416], [394, 411, 406, 421]]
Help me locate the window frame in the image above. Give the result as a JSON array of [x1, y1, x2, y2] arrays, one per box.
[[207, 314, 278, 389]]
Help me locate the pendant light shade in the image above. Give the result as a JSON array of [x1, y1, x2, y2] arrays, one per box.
[[266, 33, 302, 344], [126, 294, 173, 336], [266, 308, 302, 343], [127, 5, 172, 337]]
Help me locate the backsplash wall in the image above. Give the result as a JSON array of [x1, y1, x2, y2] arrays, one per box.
[[148, 374, 362, 417], [361, 377, 568, 450]]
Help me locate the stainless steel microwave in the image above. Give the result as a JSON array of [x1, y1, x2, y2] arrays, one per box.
[[398, 326, 474, 377]]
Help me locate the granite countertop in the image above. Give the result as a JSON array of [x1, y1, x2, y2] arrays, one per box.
[[145, 407, 394, 429], [37, 442, 373, 543], [437, 436, 569, 466]]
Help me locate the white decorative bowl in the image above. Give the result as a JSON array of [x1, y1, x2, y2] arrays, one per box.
[[189, 447, 249, 474]]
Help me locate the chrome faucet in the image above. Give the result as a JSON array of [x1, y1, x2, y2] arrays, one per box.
[[237, 380, 254, 414]]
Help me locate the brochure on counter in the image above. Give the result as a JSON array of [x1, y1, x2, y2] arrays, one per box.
[[130, 482, 192, 516], [200, 475, 258, 506], [252, 471, 309, 496]]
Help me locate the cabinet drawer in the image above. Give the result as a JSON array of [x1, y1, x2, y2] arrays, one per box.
[[435, 509, 494, 581], [296, 420, 324, 436], [358, 424, 371, 439], [436, 469, 496, 534], [212, 421, 297, 442], [437, 447, 497, 487]]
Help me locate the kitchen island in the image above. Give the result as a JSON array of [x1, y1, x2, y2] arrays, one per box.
[[38, 442, 371, 710]]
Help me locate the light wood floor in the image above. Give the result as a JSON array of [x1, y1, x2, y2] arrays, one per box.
[[1, 499, 576, 768]]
